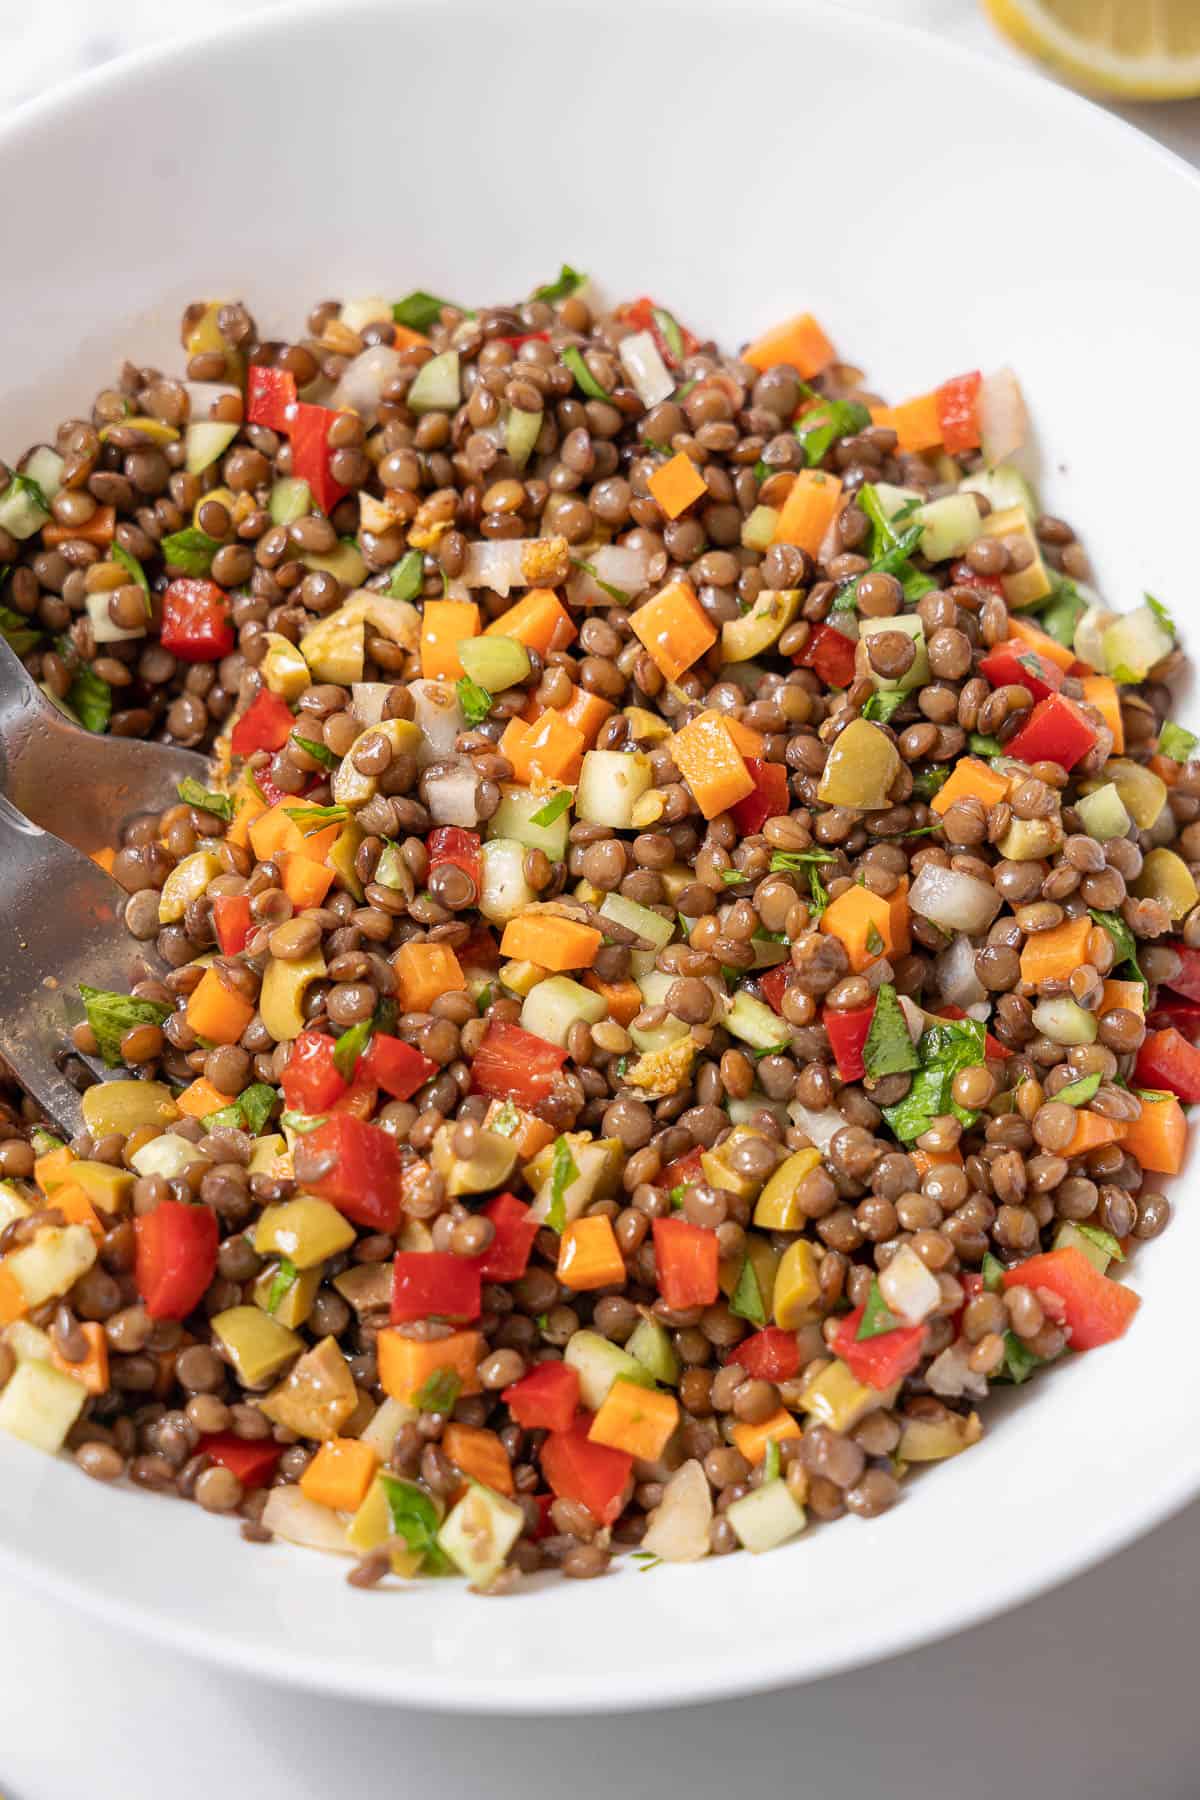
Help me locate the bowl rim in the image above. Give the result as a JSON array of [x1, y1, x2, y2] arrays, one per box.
[[3, 0, 1200, 1714]]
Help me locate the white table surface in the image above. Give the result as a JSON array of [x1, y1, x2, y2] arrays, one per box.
[[5, 4, 1200, 1795]]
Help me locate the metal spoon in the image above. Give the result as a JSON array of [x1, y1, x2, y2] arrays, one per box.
[[0, 638, 213, 1135]]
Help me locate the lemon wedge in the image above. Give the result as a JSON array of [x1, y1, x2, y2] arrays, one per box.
[[983, 0, 1200, 98]]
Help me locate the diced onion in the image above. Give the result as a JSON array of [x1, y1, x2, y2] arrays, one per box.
[[978, 367, 1029, 466], [408, 677, 465, 766], [330, 345, 406, 427], [909, 865, 1002, 936], [261, 1485, 351, 1554], [423, 761, 479, 827], [1074, 603, 1117, 670], [935, 934, 988, 1010], [183, 380, 240, 420], [641, 1460, 712, 1564], [462, 540, 528, 595], [618, 330, 675, 408], [925, 1342, 988, 1402], [787, 1101, 849, 1153], [350, 682, 392, 726], [879, 1243, 941, 1325], [569, 542, 655, 607]]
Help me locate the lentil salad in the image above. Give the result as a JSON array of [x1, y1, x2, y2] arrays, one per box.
[[0, 273, 1193, 1589]]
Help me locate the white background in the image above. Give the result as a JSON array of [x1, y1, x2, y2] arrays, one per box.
[[3, 4, 1200, 1796]]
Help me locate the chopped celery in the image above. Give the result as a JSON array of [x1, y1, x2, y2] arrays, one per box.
[[480, 837, 539, 922], [627, 1316, 680, 1386], [598, 891, 675, 950], [564, 1329, 655, 1410], [185, 420, 238, 475], [725, 990, 790, 1053], [1102, 604, 1174, 683], [519, 975, 605, 1047], [407, 350, 461, 414], [726, 1480, 806, 1554], [21, 446, 65, 503], [488, 788, 570, 859], [438, 1483, 526, 1587], [858, 613, 929, 692], [575, 749, 653, 829], [268, 477, 312, 525], [741, 505, 779, 552], [1075, 783, 1131, 841], [504, 405, 543, 470], [958, 465, 1036, 520], [915, 493, 983, 563]]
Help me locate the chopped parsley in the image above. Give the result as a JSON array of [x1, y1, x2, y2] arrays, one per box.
[[730, 1256, 766, 1327], [379, 1472, 455, 1575], [863, 688, 909, 724], [387, 549, 424, 601], [1090, 909, 1148, 1001], [112, 540, 151, 609], [333, 1016, 375, 1082], [284, 803, 348, 834], [411, 1370, 463, 1414], [968, 733, 1003, 756], [561, 345, 611, 401], [1158, 720, 1198, 765], [1146, 592, 1176, 637], [204, 1083, 279, 1136], [290, 731, 338, 770], [393, 290, 457, 333], [1055, 1072, 1101, 1108], [78, 985, 170, 1067], [631, 1550, 663, 1573], [795, 396, 871, 468], [768, 849, 836, 873], [456, 674, 493, 726], [265, 1256, 299, 1314], [856, 1277, 902, 1340], [547, 1135, 578, 1233], [1034, 574, 1086, 650], [863, 983, 918, 1078], [981, 1251, 1006, 1293], [533, 264, 587, 303], [176, 778, 234, 820], [882, 1016, 986, 1144], [1001, 1331, 1045, 1386], [529, 789, 573, 828], [910, 766, 950, 802], [159, 526, 221, 577], [571, 556, 629, 604]]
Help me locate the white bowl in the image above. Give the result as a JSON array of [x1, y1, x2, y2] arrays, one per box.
[[2, 0, 1198, 1714]]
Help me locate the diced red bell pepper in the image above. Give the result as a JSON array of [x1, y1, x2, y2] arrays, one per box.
[[949, 559, 1006, 599], [1003, 693, 1098, 772], [951, 1270, 985, 1331], [426, 826, 481, 886], [294, 1114, 402, 1232], [246, 364, 297, 432], [329, 1079, 379, 1118], [760, 963, 792, 1016], [659, 1145, 704, 1195], [1134, 1027, 1200, 1103], [1147, 995, 1200, 1036], [799, 622, 857, 690], [503, 1360, 580, 1434], [160, 579, 235, 662], [729, 759, 791, 836], [473, 1193, 539, 1283], [1002, 1247, 1139, 1351], [230, 687, 295, 757], [211, 893, 253, 957], [390, 1252, 482, 1324], [134, 1200, 219, 1321], [281, 1028, 347, 1114], [979, 643, 1064, 703], [824, 1004, 875, 1083], [531, 1491, 555, 1539], [500, 331, 551, 349], [652, 1217, 719, 1309], [359, 1032, 437, 1102], [935, 371, 982, 454], [287, 401, 348, 516], [197, 1431, 282, 1489], [935, 1005, 1012, 1061], [539, 1413, 632, 1525], [732, 1327, 802, 1383], [1163, 942, 1200, 1004], [830, 1303, 926, 1390], [457, 922, 500, 970], [469, 1020, 568, 1107]]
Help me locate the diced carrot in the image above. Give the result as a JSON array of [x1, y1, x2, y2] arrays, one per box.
[[485, 587, 576, 655], [1101, 979, 1146, 1017], [42, 505, 115, 548], [714, 713, 766, 759], [930, 757, 1011, 817], [1080, 675, 1124, 754], [583, 973, 643, 1028], [420, 598, 480, 680], [175, 1076, 236, 1120], [1121, 1092, 1187, 1175], [742, 312, 836, 379], [376, 1328, 483, 1404], [1148, 753, 1181, 787], [281, 852, 336, 909], [772, 470, 843, 557], [152, 1332, 193, 1401], [1007, 614, 1076, 674], [250, 803, 340, 866], [869, 392, 942, 454], [34, 1145, 76, 1195], [910, 1146, 964, 1177], [630, 580, 717, 683], [391, 323, 431, 352], [300, 1436, 379, 1511], [51, 1183, 103, 1241], [670, 711, 754, 819], [0, 1263, 27, 1326], [442, 1422, 514, 1496], [227, 777, 267, 850], [185, 966, 256, 1045], [392, 941, 466, 1013], [820, 878, 908, 974], [90, 846, 116, 874], [556, 1215, 627, 1291], [500, 914, 602, 972], [1018, 915, 1092, 986], [563, 687, 615, 747], [588, 1379, 679, 1462], [483, 1099, 555, 1160], [499, 711, 586, 785], [730, 1407, 802, 1466], [51, 1321, 109, 1395], [648, 450, 708, 521], [1064, 1112, 1128, 1158]]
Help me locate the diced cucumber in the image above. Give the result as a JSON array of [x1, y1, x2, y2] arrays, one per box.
[[527, 1137, 622, 1225], [358, 1394, 417, 1460], [0, 1359, 87, 1453], [269, 477, 312, 526], [85, 589, 146, 644], [576, 750, 653, 829], [915, 493, 983, 563], [130, 1134, 207, 1180], [857, 614, 928, 693], [959, 465, 1037, 521], [741, 505, 778, 552], [564, 1329, 655, 1411], [519, 975, 606, 1047], [725, 990, 789, 1053], [480, 838, 540, 923], [1076, 783, 1131, 841], [302, 539, 367, 587], [871, 481, 923, 520], [487, 788, 571, 860], [438, 1482, 526, 1586], [630, 970, 691, 1053], [1054, 1220, 1111, 1274], [627, 1316, 680, 1386], [185, 419, 239, 476], [22, 446, 65, 503], [6, 1225, 96, 1310], [504, 405, 543, 471], [1102, 604, 1174, 683], [599, 892, 675, 951], [1032, 996, 1098, 1046], [0, 475, 50, 541], [408, 350, 461, 415], [726, 1479, 807, 1554], [1074, 604, 1115, 670], [459, 634, 531, 693]]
